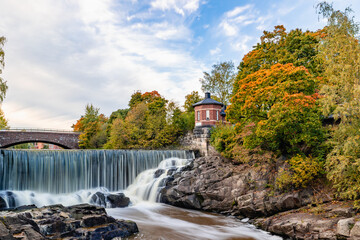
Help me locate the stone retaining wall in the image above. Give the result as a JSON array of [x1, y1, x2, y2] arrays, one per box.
[[180, 127, 218, 157]]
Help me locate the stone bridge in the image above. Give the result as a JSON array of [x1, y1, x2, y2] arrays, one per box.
[[0, 129, 81, 149]]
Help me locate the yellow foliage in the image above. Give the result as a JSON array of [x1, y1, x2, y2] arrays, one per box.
[[276, 155, 323, 190]]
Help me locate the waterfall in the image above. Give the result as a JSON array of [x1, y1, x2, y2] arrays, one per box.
[[125, 157, 189, 202], [0, 150, 194, 194]]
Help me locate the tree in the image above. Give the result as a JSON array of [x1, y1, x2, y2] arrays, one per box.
[[199, 61, 235, 105], [72, 104, 108, 149], [106, 91, 181, 149], [227, 63, 317, 124], [0, 107, 8, 129], [108, 109, 129, 124], [183, 91, 202, 112], [236, 25, 323, 92], [253, 93, 325, 156], [316, 2, 360, 201], [0, 37, 8, 102]]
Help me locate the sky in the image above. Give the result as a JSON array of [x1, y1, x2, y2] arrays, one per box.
[[0, 0, 359, 130]]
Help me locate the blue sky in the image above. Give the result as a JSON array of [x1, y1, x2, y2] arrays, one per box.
[[0, 0, 359, 129]]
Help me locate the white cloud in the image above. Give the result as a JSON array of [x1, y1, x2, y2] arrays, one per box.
[[210, 47, 221, 56], [150, 0, 200, 16], [0, 0, 204, 129], [226, 5, 252, 18]]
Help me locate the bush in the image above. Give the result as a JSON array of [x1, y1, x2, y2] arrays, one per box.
[[210, 124, 236, 159], [276, 155, 323, 190]]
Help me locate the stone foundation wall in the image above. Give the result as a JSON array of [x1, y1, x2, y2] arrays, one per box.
[[179, 127, 218, 157]]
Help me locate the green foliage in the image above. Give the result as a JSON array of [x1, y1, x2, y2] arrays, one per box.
[[169, 104, 195, 133], [72, 104, 108, 149], [108, 109, 129, 124], [210, 124, 236, 159], [0, 36, 8, 102], [200, 61, 235, 105], [250, 93, 326, 156], [0, 107, 9, 130], [227, 62, 325, 158], [106, 91, 183, 149], [276, 155, 323, 191], [214, 23, 328, 191], [183, 91, 202, 112], [236, 25, 322, 85], [10, 143, 32, 149], [316, 2, 360, 201]]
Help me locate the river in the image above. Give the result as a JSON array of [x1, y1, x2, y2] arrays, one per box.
[[0, 150, 282, 239]]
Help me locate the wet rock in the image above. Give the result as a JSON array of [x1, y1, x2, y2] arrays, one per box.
[[5, 192, 15, 208], [0, 196, 6, 210], [0, 203, 138, 239], [160, 155, 346, 240], [90, 192, 107, 206], [154, 169, 165, 178], [90, 192, 130, 208], [107, 193, 130, 208]]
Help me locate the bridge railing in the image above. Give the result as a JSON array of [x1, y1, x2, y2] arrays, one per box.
[[1, 128, 81, 134]]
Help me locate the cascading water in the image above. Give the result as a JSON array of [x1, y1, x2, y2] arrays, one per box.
[[0, 149, 194, 208], [125, 157, 190, 202], [0, 149, 282, 239]]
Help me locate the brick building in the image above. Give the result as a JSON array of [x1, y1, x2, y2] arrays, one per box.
[[193, 92, 226, 128]]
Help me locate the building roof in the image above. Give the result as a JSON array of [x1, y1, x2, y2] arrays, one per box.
[[193, 92, 224, 107]]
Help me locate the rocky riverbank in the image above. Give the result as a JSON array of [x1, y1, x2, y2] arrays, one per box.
[[0, 204, 138, 239], [160, 156, 360, 239]]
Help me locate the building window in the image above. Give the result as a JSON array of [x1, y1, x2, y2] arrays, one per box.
[[216, 110, 219, 121], [206, 110, 210, 120], [197, 111, 200, 121]]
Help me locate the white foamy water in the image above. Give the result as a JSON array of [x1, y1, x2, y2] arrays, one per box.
[[0, 152, 282, 239]]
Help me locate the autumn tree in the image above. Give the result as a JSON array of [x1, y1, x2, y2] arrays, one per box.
[[0, 107, 8, 129], [228, 63, 317, 123], [236, 25, 323, 91], [72, 104, 108, 149], [316, 2, 360, 201], [106, 91, 182, 149], [108, 109, 129, 124], [0, 36, 7, 102], [227, 63, 324, 157], [200, 61, 235, 105], [183, 91, 202, 112]]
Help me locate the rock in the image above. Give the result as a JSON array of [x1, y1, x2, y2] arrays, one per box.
[[0, 203, 138, 239], [90, 192, 130, 208], [337, 218, 354, 238], [82, 214, 113, 227], [3, 192, 16, 209], [154, 169, 165, 178], [350, 221, 360, 238], [90, 192, 107, 206], [0, 221, 12, 240], [160, 155, 345, 240], [0, 196, 6, 210], [107, 193, 130, 208]]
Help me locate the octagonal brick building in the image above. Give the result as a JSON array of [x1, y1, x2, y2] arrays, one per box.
[[193, 92, 226, 128]]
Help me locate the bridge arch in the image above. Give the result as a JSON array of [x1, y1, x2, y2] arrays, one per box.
[[0, 130, 80, 149]]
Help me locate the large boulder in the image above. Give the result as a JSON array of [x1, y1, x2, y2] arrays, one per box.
[[107, 193, 130, 208], [90, 192, 130, 208], [0, 203, 138, 239], [90, 192, 107, 206], [337, 218, 354, 238]]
